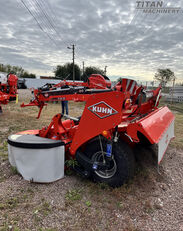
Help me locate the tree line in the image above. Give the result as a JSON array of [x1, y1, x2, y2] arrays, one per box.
[[0, 62, 105, 80], [0, 62, 179, 86], [0, 63, 36, 78], [54, 64, 177, 87], [54, 63, 105, 80]]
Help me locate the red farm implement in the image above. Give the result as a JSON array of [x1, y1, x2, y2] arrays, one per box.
[[8, 78, 174, 187], [0, 72, 18, 113], [48, 74, 111, 90]]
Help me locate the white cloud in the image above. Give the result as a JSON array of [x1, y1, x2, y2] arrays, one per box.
[[0, 0, 182, 81]]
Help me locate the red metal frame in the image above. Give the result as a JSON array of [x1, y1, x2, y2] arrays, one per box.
[[52, 74, 111, 90]]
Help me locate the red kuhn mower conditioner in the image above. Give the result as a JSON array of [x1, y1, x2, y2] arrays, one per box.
[[8, 78, 174, 187]]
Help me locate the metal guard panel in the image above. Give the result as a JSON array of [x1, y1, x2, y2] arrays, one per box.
[[128, 106, 175, 144]]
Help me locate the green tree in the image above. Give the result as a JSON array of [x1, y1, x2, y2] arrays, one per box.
[[20, 71, 36, 78], [117, 77, 122, 83], [84, 66, 104, 77], [0, 64, 6, 72], [6, 64, 11, 73], [0, 63, 36, 78], [154, 69, 175, 87], [54, 62, 81, 80]]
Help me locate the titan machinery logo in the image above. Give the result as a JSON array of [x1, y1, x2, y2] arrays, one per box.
[[88, 101, 118, 119], [136, 1, 182, 14]]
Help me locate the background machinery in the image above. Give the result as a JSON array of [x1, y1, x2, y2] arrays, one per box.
[[0, 72, 18, 113]]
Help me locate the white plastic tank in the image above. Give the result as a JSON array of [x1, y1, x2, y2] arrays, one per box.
[[8, 134, 65, 183], [0, 72, 8, 84]]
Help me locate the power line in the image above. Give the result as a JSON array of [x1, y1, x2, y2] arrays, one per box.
[[20, 0, 73, 65], [33, 0, 62, 40], [40, 0, 58, 23], [21, 0, 72, 54], [30, 0, 71, 47], [28, 0, 60, 44], [20, 0, 59, 47], [40, 0, 74, 46]]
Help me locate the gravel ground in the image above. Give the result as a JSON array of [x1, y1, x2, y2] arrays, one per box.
[[0, 89, 183, 231], [18, 89, 32, 100]]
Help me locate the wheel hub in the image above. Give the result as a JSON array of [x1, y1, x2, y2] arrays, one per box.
[[92, 151, 117, 179]]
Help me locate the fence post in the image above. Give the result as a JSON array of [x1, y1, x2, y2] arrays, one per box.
[[171, 78, 175, 104]]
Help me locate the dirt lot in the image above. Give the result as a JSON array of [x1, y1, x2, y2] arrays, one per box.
[[0, 90, 183, 231]]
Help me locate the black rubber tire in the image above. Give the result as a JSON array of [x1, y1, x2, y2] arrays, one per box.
[[84, 138, 135, 188]]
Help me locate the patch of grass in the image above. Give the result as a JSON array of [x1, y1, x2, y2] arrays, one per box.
[[11, 166, 19, 175], [116, 201, 123, 209], [85, 200, 91, 207], [65, 169, 74, 176], [166, 102, 183, 114], [65, 159, 78, 175], [0, 141, 8, 151], [118, 182, 133, 194], [1, 222, 21, 231], [0, 141, 8, 161], [6, 197, 19, 209], [33, 210, 41, 223], [2, 212, 8, 219], [22, 193, 28, 200], [159, 100, 183, 149], [26, 187, 35, 194], [0, 222, 8, 231], [0, 151, 8, 161], [171, 113, 183, 149], [41, 201, 52, 216], [33, 201, 52, 218], [65, 159, 78, 168], [65, 188, 82, 202], [13, 227, 20, 231], [97, 182, 110, 190], [0, 203, 5, 210], [0, 176, 6, 183]]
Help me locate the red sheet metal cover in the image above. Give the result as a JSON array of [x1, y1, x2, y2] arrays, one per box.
[[138, 106, 174, 144], [127, 106, 175, 144]]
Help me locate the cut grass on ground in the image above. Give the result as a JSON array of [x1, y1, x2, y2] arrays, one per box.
[[160, 100, 183, 149]]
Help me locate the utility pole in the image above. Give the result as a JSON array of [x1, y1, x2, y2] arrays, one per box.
[[67, 44, 75, 81], [72, 44, 75, 81], [104, 66, 107, 75], [82, 61, 85, 77]]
